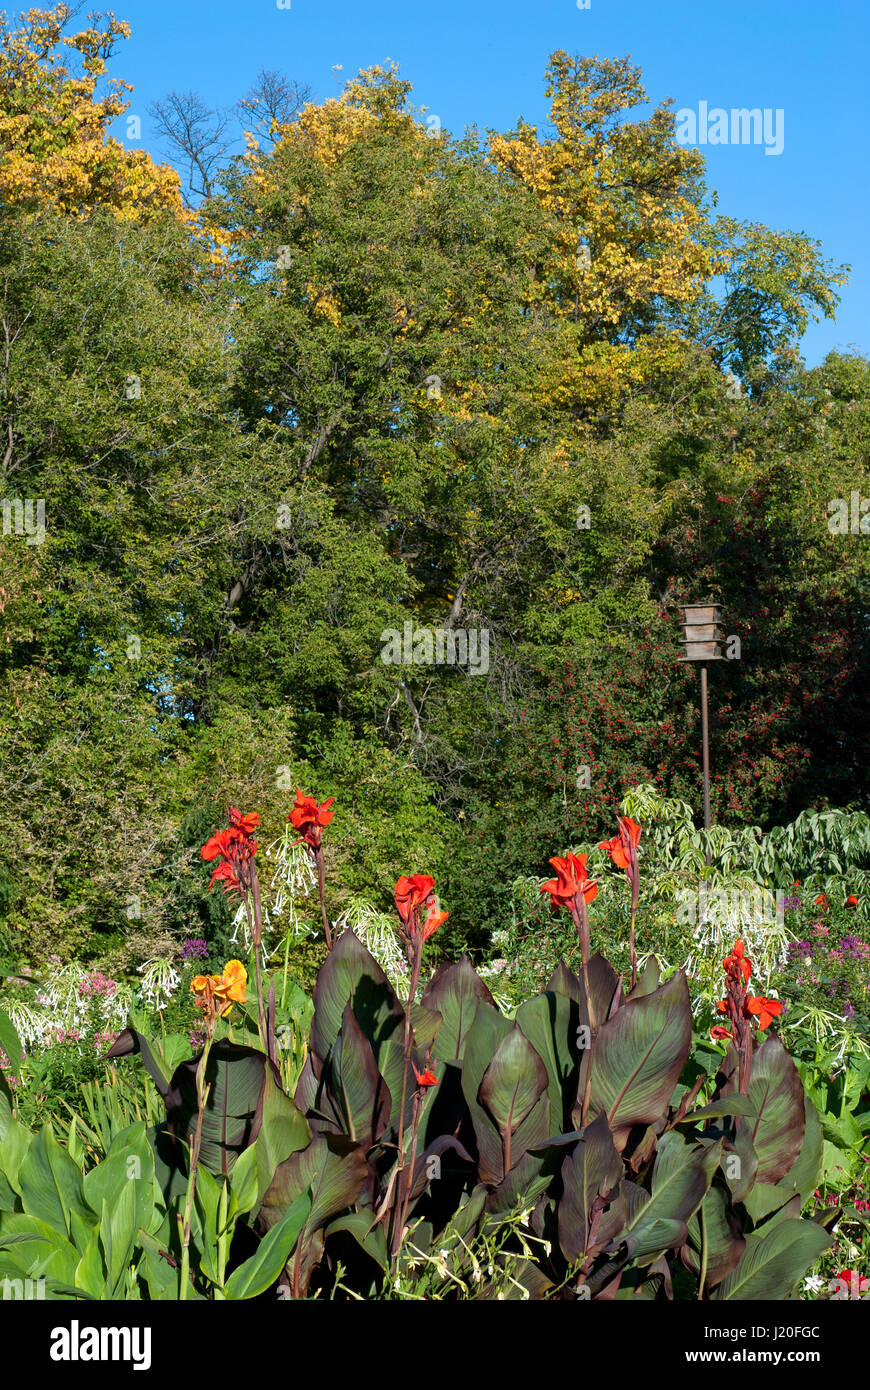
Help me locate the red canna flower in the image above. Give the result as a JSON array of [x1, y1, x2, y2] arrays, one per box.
[[201, 827, 238, 863], [540, 853, 598, 910], [288, 791, 335, 852], [201, 811, 259, 898], [723, 938, 752, 983], [228, 808, 260, 838], [710, 1024, 733, 1041], [745, 996, 784, 1031], [412, 1064, 438, 1088], [208, 860, 241, 896], [599, 816, 641, 871], [814, 894, 829, 910], [394, 873, 437, 928], [420, 903, 449, 942], [846, 894, 858, 907]]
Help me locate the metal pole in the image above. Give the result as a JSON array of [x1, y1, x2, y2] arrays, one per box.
[[700, 663, 712, 867]]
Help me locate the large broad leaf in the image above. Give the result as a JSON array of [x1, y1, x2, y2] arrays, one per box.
[[0, 1118, 32, 1198], [587, 953, 623, 1026], [478, 1024, 550, 1180], [422, 957, 496, 1063], [743, 1094, 823, 1225], [164, 1041, 279, 1178], [309, 929, 403, 1065], [614, 1131, 721, 1269], [251, 1067, 310, 1208], [0, 1072, 11, 1143], [626, 957, 661, 1001], [588, 972, 692, 1141], [106, 1028, 172, 1099], [737, 1036, 806, 1186], [713, 1218, 832, 1300], [100, 1184, 138, 1297], [682, 1180, 745, 1288], [327, 1003, 392, 1147], [224, 1191, 311, 1300], [0, 1214, 82, 1292], [516, 990, 581, 1134], [558, 1111, 623, 1265], [259, 1134, 369, 1235], [460, 1002, 514, 1184], [82, 1123, 157, 1241], [259, 1134, 368, 1297], [545, 962, 582, 1003], [18, 1124, 94, 1240], [0, 1008, 23, 1079], [325, 1212, 390, 1272]]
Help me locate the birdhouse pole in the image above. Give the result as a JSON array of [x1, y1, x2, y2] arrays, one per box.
[[679, 603, 725, 867]]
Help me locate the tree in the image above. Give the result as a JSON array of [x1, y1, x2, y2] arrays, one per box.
[[0, 3, 183, 220]]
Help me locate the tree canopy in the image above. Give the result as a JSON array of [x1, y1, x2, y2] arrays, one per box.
[[0, 6, 866, 963]]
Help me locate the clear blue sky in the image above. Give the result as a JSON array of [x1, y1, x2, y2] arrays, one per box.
[[42, 0, 870, 364]]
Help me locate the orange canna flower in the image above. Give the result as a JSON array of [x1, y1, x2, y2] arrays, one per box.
[[213, 959, 247, 1006], [191, 961, 247, 1018], [412, 1064, 438, 1088]]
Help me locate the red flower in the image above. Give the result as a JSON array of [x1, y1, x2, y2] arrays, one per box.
[[599, 816, 642, 871], [846, 894, 858, 907], [710, 1024, 733, 1041], [201, 827, 238, 863], [228, 808, 260, 837], [208, 860, 241, 896], [288, 791, 335, 852], [814, 894, 829, 910], [745, 997, 784, 1031], [723, 939, 752, 983], [200, 810, 259, 898], [540, 853, 598, 910], [412, 1064, 438, 1088], [394, 873, 436, 928], [420, 903, 449, 941]]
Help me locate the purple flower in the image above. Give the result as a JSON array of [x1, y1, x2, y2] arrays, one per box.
[[181, 938, 209, 961]]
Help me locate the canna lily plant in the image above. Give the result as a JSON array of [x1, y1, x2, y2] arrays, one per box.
[[93, 797, 832, 1300]]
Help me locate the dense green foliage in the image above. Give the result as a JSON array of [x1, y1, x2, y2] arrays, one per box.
[[0, 9, 867, 975]]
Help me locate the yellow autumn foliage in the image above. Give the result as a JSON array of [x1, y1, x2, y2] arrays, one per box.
[[0, 4, 185, 222]]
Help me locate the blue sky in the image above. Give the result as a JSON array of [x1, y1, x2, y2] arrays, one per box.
[[42, 0, 870, 364]]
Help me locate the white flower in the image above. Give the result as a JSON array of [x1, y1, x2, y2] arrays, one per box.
[[137, 958, 181, 1012]]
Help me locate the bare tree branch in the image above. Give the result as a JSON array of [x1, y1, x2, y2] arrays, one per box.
[[238, 69, 311, 147], [148, 90, 235, 202]]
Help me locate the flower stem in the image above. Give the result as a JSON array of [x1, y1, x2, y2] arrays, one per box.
[[179, 1035, 213, 1300]]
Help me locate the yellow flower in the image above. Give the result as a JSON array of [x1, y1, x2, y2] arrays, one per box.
[[211, 960, 247, 1015]]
